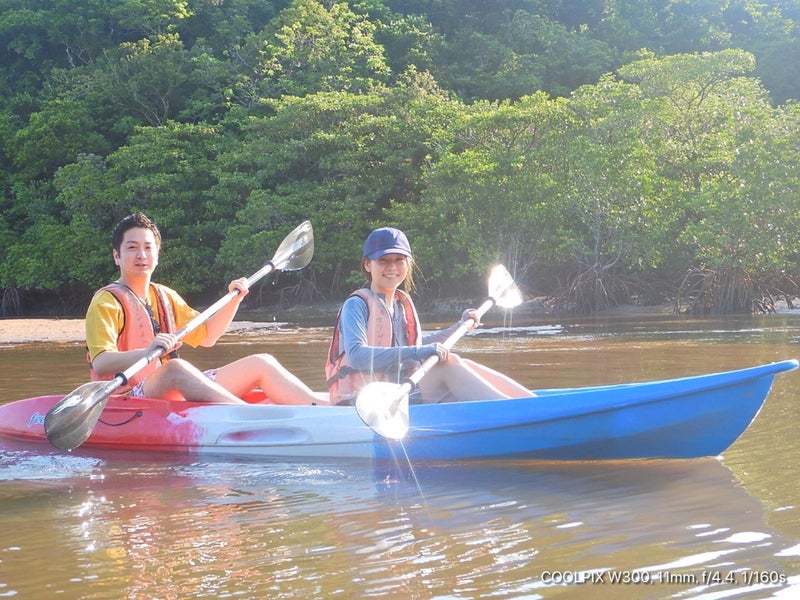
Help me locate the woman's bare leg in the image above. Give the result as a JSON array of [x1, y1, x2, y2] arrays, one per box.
[[418, 355, 512, 403], [461, 358, 532, 397], [417, 355, 531, 403]]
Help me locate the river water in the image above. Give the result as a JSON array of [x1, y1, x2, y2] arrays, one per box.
[[1, 313, 799, 599]]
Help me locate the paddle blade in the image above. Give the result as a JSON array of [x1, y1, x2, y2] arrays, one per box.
[[44, 381, 114, 450], [355, 382, 410, 440], [272, 220, 314, 271], [489, 265, 523, 309]]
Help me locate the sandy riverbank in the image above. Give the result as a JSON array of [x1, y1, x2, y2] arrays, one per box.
[[0, 318, 293, 344], [0, 318, 86, 344]]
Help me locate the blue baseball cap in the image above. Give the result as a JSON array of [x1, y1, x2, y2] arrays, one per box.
[[363, 227, 412, 260]]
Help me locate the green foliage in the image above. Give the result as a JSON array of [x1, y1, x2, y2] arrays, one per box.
[[393, 92, 572, 296], [212, 74, 461, 294], [3, 1, 800, 316], [12, 99, 110, 179], [106, 122, 230, 294], [236, 0, 391, 98], [94, 34, 198, 126], [0, 216, 71, 290]]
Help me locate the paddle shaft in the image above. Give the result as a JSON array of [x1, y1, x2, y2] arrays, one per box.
[[387, 297, 496, 412], [109, 218, 313, 392], [111, 260, 277, 391]]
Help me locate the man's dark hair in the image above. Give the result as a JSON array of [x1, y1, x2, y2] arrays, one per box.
[[112, 213, 162, 252]]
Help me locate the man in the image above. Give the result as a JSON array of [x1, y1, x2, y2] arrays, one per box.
[[86, 213, 325, 405]]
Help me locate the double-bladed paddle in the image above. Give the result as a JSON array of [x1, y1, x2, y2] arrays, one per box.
[[355, 264, 523, 440], [44, 220, 314, 451]]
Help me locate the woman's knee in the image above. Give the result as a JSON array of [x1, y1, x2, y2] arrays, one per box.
[[441, 354, 467, 370]]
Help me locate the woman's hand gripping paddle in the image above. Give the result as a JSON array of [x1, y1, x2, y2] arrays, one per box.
[[355, 264, 523, 440], [44, 221, 315, 451]]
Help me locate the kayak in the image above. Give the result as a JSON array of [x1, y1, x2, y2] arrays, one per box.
[[0, 359, 796, 461]]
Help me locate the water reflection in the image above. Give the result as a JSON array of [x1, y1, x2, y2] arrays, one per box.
[[1, 313, 799, 598], [1, 448, 797, 599]]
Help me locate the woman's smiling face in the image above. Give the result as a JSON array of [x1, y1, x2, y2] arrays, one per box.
[[365, 253, 410, 294]]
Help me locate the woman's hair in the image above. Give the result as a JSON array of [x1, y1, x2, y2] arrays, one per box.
[[361, 255, 417, 293], [112, 213, 162, 252]]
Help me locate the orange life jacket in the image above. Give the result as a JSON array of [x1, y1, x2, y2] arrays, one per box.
[[325, 288, 422, 405], [87, 282, 178, 390]]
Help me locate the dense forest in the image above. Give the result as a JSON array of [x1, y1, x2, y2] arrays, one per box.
[[2, 0, 800, 316]]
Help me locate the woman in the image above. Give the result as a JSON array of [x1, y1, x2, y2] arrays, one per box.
[[325, 227, 531, 405]]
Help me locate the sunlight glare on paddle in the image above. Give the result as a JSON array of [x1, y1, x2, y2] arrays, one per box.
[[355, 382, 410, 440], [489, 265, 523, 309], [48, 382, 103, 414], [273, 220, 314, 271]]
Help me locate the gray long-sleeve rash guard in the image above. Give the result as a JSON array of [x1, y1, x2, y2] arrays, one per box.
[[337, 292, 461, 373]]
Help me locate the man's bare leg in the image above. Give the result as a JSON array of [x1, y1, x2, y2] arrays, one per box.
[[141, 359, 247, 404], [213, 354, 326, 405]]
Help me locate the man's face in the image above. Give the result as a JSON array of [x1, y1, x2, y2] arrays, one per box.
[[113, 227, 160, 278]]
